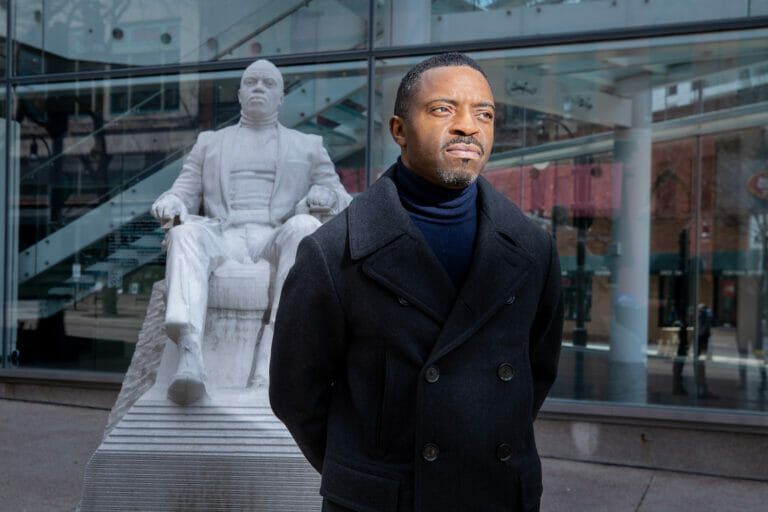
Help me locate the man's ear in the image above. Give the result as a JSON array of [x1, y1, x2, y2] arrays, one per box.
[[389, 116, 407, 148]]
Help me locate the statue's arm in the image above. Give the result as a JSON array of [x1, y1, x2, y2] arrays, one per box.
[[151, 131, 210, 223], [269, 234, 345, 473], [299, 136, 352, 216]]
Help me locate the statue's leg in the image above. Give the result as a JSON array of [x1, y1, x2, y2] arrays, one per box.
[[253, 214, 321, 387], [164, 222, 227, 404]]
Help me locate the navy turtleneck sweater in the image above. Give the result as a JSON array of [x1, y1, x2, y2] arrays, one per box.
[[395, 158, 478, 289]]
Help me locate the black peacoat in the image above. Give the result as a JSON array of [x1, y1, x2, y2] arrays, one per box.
[[270, 166, 563, 512]]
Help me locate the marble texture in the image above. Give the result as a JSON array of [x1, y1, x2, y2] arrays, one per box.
[[150, 59, 350, 404], [81, 59, 349, 509]]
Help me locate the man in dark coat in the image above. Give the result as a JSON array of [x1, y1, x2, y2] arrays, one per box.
[[270, 53, 563, 512]]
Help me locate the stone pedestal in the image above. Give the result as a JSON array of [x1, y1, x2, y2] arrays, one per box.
[[79, 397, 320, 511], [80, 272, 320, 510]]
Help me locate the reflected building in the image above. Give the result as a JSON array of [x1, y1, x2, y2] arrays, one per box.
[[2, 0, 768, 478]]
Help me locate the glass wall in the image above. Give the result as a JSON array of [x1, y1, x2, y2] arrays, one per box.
[[0, 2, 6, 79], [13, 0, 368, 75], [376, 0, 768, 47], [374, 28, 768, 412], [2, 0, 768, 419], [13, 62, 367, 371]]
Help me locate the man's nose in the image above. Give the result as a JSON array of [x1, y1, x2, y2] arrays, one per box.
[[451, 108, 479, 136]]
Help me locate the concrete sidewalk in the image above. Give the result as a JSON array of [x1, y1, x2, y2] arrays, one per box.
[[1, 398, 766, 511]]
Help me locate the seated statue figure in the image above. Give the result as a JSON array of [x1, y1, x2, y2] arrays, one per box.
[[150, 59, 351, 405]]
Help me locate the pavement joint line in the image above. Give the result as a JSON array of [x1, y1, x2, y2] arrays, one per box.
[[634, 471, 655, 512], [0, 396, 112, 411], [540, 455, 768, 483]]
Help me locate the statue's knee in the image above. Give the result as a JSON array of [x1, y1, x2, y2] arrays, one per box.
[[283, 214, 321, 237], [167, 223, 207, 247]]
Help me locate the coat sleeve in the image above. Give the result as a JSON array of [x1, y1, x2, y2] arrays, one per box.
[[269, 234, 345, 473], [307, 135, 352, 214], [529, 234, 563, 419], [155, 131, 210, 215]]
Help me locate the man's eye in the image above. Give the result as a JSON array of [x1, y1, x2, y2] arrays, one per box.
[[432, 106, 450, 113], [265, 80, 276, 87], [479, 111, 494, 120]]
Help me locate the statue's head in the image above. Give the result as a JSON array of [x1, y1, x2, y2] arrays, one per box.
[[238, 59, 285, 121]]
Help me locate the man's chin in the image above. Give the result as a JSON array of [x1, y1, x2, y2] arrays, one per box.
[[435, 167, 479, 189]]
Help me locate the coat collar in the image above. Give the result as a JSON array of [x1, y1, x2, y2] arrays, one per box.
[[349, 165, 536, 355], [350, 165, 456, 323]]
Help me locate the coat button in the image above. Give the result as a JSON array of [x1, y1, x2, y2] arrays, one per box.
[[424, 366, 440, 383], [496, 443, 514, 461], [505, 295, 516, 304], [422, 443, 439, 462], [398, 297, 410, 306], [497, 363, 515, 381]]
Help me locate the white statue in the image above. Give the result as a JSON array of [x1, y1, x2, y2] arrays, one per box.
[[150, 59, 351, 405]]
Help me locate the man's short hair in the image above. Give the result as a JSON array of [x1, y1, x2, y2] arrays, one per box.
[[394, 52, 489, 119]]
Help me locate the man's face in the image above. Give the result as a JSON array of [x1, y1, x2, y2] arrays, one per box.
[[238, 61, 284, 119], [390, 65, 495, 189]]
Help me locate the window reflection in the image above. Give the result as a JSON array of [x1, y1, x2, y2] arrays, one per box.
[[13, 0, 368, 75], [375, 30, 768, 412], [14, 62, 367, 372], [376, 0, 768, 47]]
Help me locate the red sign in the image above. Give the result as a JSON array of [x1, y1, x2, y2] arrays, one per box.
[[722, 279, 736, 298], [747, 172, 768, 201]]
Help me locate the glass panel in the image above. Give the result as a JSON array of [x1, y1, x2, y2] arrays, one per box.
[[374, 29, 768, 413], [0, 1, 6, 79], [13, 0, 368, 76], [376, 0, 768, 48], [14, 60, 366, 372]]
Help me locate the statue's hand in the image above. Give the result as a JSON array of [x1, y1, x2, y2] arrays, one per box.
[[305, 185, 336, 212], [151, 194, 188, 227]]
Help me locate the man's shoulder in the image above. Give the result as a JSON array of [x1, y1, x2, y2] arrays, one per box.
[[478, 176, 554, 256], [301, 175, 394, 261], [302, 209, 350, 266]]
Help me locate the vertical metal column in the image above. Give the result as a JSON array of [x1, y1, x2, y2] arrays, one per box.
[[365, 0, 375, 188], [2, 0, 13, 368]]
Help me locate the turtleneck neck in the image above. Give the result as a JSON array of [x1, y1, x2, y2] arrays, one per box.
[[239, 110, 279, 129], [395, 158, 478, 289], [396, 158, 477, 221]]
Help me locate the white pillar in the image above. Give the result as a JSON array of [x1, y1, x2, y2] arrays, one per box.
[[383, 0, 431, 47], [609, 90, 652, 403]]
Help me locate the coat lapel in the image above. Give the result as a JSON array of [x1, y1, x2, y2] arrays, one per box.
[[218, 125, 238, 218], [350, 167, 456, 324], [428, 177, 535, 363], [271, 123, 289, 223]]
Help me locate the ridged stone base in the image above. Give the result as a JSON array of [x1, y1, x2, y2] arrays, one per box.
[[79, 399, 320, 511]]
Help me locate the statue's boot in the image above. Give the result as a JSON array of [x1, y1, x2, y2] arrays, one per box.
[[251, 323, 273, 388], [167, 331, 206, 405]]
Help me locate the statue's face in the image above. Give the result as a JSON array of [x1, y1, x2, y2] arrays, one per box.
[[238, 60, 284, 119]]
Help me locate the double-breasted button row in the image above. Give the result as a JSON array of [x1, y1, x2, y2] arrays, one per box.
[[422, 443, 439, 462], [496, 443, 514, 461], [497, 363, 515, 381], [424, 365, 440, 383]]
